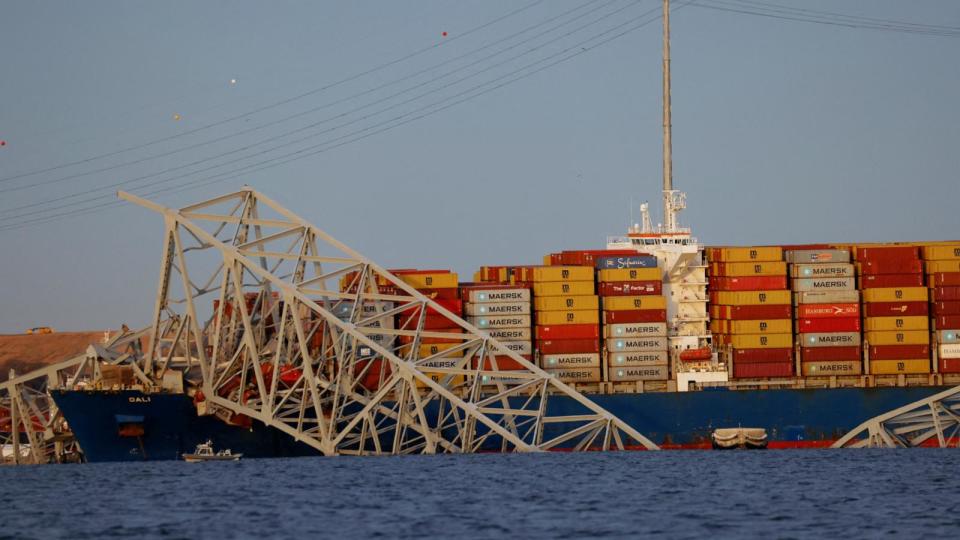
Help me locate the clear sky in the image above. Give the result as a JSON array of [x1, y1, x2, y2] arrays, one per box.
[[0, 0, 958, 332]]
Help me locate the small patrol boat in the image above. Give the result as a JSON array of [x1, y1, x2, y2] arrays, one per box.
[[182, 440, 242, 462], [711, 427, 768, 450]]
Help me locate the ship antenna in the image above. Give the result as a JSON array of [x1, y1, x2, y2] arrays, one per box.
[[662, 0, 674, 233]]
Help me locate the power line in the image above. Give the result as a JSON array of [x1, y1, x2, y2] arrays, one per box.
[[0, 0, 639, 218], [0, 0, 547, 185], [0, 2, 682, 233]]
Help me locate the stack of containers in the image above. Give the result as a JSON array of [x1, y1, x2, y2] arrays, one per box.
[[394, 270, 465, 387], [708, 247, 794, 379], [531, 266, 602, 384], [596, 258, 669, 383], [461, 283, 532, 371], [787, 249, 862, 377], [920, 245, 960, 374], [856, 247, 931, 375]]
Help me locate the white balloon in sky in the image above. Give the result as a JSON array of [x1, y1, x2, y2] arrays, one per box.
[[230, 79, 238, 85]]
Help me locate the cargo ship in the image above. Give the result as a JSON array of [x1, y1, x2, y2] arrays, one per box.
[[48, 0, 960, 460]]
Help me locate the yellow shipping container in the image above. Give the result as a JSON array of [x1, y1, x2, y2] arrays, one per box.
[[532, 266, 594, 283], [416, 373, 467, 389], [534, 295, 599, 311], [869, 359, 930, 375], [861, 287, 928, 303], [543, 255, 553, 265], [730, 333, 793, 349], [713, 290, 791, 306], [728, 319, 792, 334], [536, 310, 599, 325], [864, 330, 929, 346], [597, 268, 661, 282], [532, 281, 595, 297], [601, 295, 668, 311], [863, 316, 929, 332], [398, 273, 458, 289], [921, 245, 960, 261], [717, 261, 787, 277], [717, 247, 783, 262], [926, 260, 960, 274]]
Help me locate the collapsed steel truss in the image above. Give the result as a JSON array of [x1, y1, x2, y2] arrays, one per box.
[[0, 328, 150, 464], [121, 187, 658, 455], [832, 385, 960, 448]]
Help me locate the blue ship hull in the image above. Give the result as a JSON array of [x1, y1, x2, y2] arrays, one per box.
[[51, 385, 949, 462]]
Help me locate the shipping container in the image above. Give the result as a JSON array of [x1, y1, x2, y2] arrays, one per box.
[[869, 359, 930, 375], [605, 336, 669, 352], [789, 263, 854, 278], [535, 310, 599, 325], [603, 322, 668, 338], [485, 327, 532, 341], [540, 353, 601, 369], [397, 313, 458, 330], [467, 315, 532, 329], [532, 266, 594, 283], [537, 338, 599, 354], [715, 304, 793, 320], [464, 302, 530, 317], [534, 324, 600, 340], [939, 358, 960, 373], [785, 249, 850, 264], [603, 309, 668, 324], [607, 351, 669, 367], [542, 367, 601, 383], [597, 268, 661, 282], [730, 333, 793, 349], [473, 355, 530, 371], [732, 348, 793, 364], [795, 317, 861, 333], [928, 272, 960, 287], [793, 290, 860, 305], [801, 361, 862, 376], [862, 316, 928, 332], [926, 260, 960, 274], [859, 273, 925, 289], [402, 287, 460, 300], [800, 332, 861, 348], [934, 315, 960, 329], [932, 302, 960, 315], [868, 344, 930, 361], [594, 255, 658, 269], [607, 364, 669, 382], [462, 287, 530, 304], [932, 287, 960, 302], [921, 245, 960, 260], [864, 330, 929, 346], [398, 272, 459, 289], [854, 246, 919, 262], [725, 319, 792, 334], [712, 261, 787, 277], [733, 362, 794, 378], [400, 343, 465, 358], [397, 329, 463, 345], [938, 343, 960, 359], [601, 295, 668, 311], [499, 341, 533, 355], [559, 249, 638, 267], [860, 259, 923, 275], [533, 295, 600, 311], [797, 303, 860, 319], [862, 287, 928, 303], [597, 281, 662, 296], [791, 277, 855, 292], [532, 281, 595, 297], [862, 301, 928, 318], [710, 276, 787, 291], [716, 246, 783, 262], [415, 372, 466, 390], [800, 346, 861, 362], [713, 290, 791, 306], [937, 330, 960, 344]]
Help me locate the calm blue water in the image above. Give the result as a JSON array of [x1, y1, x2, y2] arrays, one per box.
[[1, 450, 958, 539]]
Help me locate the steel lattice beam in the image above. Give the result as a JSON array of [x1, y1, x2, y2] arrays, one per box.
[[120, 187, 658, 455], [832, 385, 960, 448]]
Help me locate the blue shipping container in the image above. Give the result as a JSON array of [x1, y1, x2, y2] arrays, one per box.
[[595, 255, 658, 269]]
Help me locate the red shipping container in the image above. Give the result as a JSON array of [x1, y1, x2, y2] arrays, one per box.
[[604, 309, 667, 324], [474, 355, 531, 371], [862, 301, 928, 317], [716, 304, 793, 320], [932, 287, 960, 302], [800, 346, 861, 362], [855, 246, 919, 262], [796, 317, 861, 333], [859, 259, 923, 275], [395, 287, 460, 300], [939, 358, 960, 374], [934, 315, 960, 329], [398, 328, 464, 345], [797, 303, 860, 319], [535, 324, 600, 340], [536, 339, 600, 355], [733, 361, 794, 379], [932, 302, 960, 315], [868, 344, 931, 361], [859, 273, 925, 289], [598, 281, 662, 296], [560, 249, 638, 266], [711, 276, 788, 291], [732, 348, 793, 364], [427, 298, 463, 316], [929, 272, 960, 287], [397, 313, 454, 330]]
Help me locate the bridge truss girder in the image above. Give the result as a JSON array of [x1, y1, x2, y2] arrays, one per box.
[[832, 385, 960, 448], [122, 187, 658, 455]]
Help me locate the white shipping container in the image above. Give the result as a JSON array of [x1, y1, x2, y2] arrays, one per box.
[[485, 327, 532, 341], [540, 353, 601, 369], [793, 290, 860, 305], [333, 301, 395, 320], [607, 351, 669, 367], [939, 343, 960, 359], [800, 332, 861, 348], [789, 263, 855, 278], [937, 330, 960, 344], [465, 288, 531, 303], [544, 367, 601, 383], [790, 277, 856, 292], [605, 337, 668, 352], [607, 364, 669, 382], [499, 340, 533, 355], [464, 302, 530, 316], [785, 249, 851, 264], [603, 323, 668, 338], [467, 315, 531, 329]]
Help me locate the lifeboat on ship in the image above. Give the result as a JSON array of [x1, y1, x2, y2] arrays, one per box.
[[679, 347, 712, 362]]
